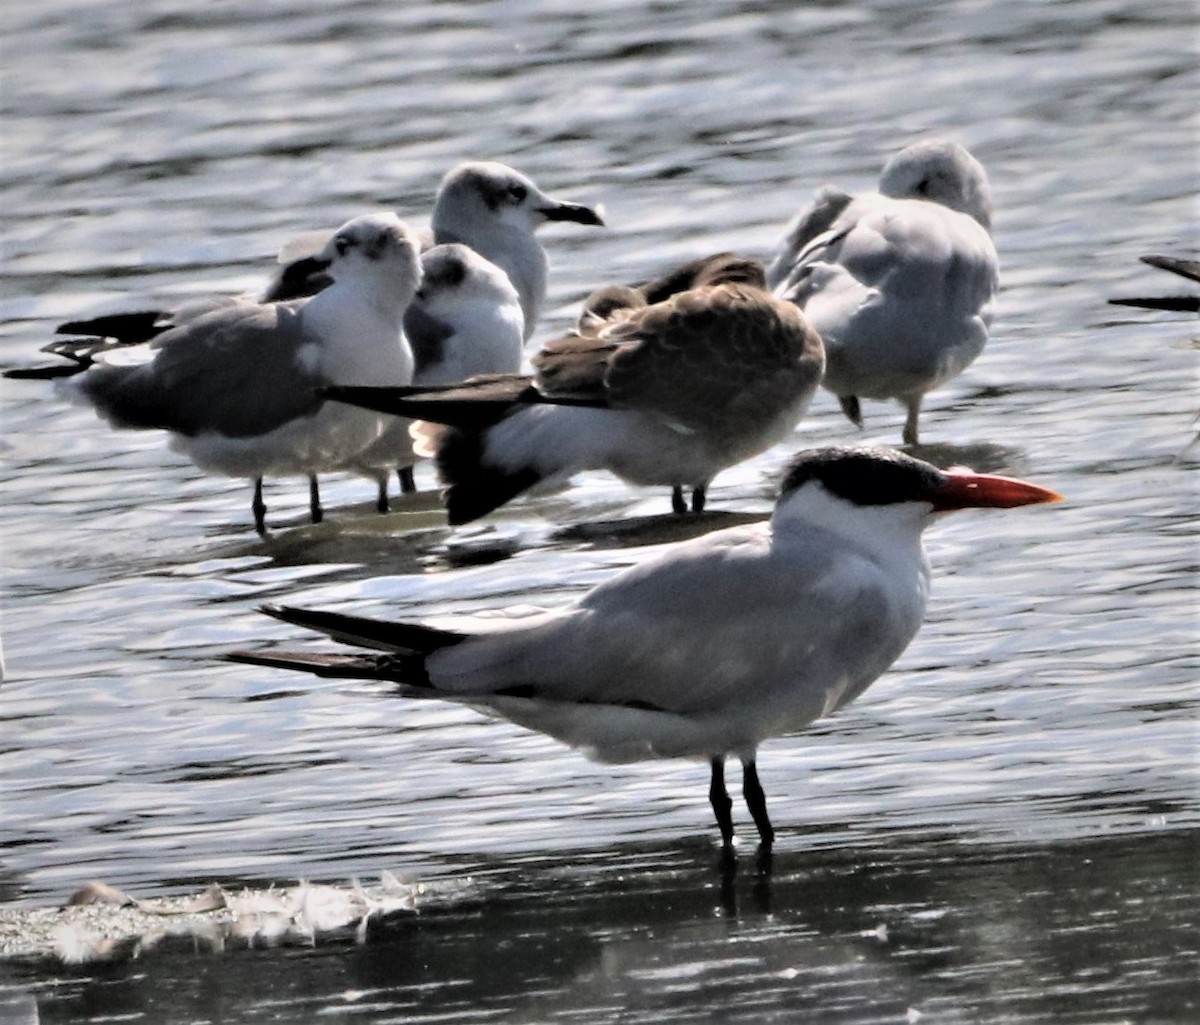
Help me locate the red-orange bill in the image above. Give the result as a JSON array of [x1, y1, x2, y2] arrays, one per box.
[[928, 470, 1063, 511]]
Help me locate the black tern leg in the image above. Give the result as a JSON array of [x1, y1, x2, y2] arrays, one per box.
[[252, 478, 267, 535], [375, 477, 390, 514], [691, 484, 707, 514], [742, 759, 774, 848], [838, 394, 863, 429], [671, 485, 688, 516], [398, 465, 417, 494], [709, 756, 735, 847], [309, 475, 324, 524]]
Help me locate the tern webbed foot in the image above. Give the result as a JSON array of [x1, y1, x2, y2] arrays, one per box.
[[754, 844, 774, 881]]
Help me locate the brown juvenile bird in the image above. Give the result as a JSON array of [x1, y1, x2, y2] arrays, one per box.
[[325, 254, 826, 523]]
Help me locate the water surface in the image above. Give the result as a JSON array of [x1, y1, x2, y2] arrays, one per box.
[[1, 0, 1197, 1021]]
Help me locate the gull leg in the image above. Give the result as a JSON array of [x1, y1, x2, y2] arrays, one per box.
[[838, 394, 863, 429], [398, 466, 417, 494], [691, 484, 708, 514], [709, 756, 735, 847], [309, 475, 324, 524], [742, 759, 774, 848], [376, 476, 390, 514], [671, 485, 688, 516], [252, 478, 267, 535], [902, 396, 922, 447]]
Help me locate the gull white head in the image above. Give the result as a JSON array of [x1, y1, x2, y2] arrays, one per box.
[[430, 162, 603, 339], [416, 242, 522, 317], [878, 140, 993, 231], [318, 212, 424, 308], [432, 161, 605, 238]]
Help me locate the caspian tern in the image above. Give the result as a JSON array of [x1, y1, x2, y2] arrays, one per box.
[[226, 446, 1061, 848], [12, 214, 422, 534], [767, 140, 998, 445], [325, 256, 826, 523], [350, 243, 526, 510]]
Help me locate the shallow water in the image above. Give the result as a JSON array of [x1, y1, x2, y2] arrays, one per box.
[[1, 0, 1197, 1021]]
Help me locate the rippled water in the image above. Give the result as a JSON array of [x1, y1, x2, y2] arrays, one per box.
[[1, 0, 1197, 1021]]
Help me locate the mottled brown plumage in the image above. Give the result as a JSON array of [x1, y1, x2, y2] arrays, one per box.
[[325, 254, 826, 523]]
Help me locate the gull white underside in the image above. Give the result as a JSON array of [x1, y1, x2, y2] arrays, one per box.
[[483, 393, 814, 490], [177, 404, 389, 478], [354, 280, 525, 479]]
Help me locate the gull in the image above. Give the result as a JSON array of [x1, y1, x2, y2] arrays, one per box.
[[767, 139, 999, 446], [14, 213, 422, 533], [34, 162, 602, 505], [226, 446, 1062, 848], [409, 160, 605, 340], [41, 161, 599, 374], [262, 160, 604, 339], [324, 256, 826, 523], [265, 161, 604, 502], [350, 243, 526, 511]]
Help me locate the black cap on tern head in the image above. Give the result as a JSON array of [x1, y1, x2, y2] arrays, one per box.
[[780, 446, 1063, 511], [780, 447, 947, 507]]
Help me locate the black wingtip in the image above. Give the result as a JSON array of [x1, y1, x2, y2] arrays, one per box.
[[1140, 254, 1200, 284], [255, 603, 468, 656], [256, 602, 349, 633], [1108, 295, 1200, 313], [223, 649, 400, 680], [321, 385, 427, 415], [3, 362, 89, 380], [55, 310, 168, 343], [437, 426, 544, 525]]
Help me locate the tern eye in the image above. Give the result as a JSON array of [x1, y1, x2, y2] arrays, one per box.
[[334, 236, 352, 257], [507, 183, 528, 203]]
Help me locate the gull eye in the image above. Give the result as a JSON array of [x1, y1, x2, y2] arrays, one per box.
[[507, 183, 528, 203], [334, 236, 352, 257]]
